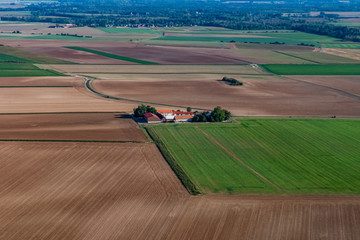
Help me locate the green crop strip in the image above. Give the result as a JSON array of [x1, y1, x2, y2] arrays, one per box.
[[66, 47, 159, 65]]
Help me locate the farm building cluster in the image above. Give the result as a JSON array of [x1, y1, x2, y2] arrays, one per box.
[[144, 110, 207, 123]]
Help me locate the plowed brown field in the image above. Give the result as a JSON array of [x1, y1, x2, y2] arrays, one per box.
[[0, 141, 359, 240], [91, 77, 360, 116], [0, 113, 146, 142]]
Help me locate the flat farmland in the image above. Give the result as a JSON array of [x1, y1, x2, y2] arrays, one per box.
[[147, 119, 360, 194], [42, 64, 261, 74], [0, 83, 135, 113], [322, 48, 360, 61], [0, 143, 359, 239], [91, 77, 360, 116], [0, 113, 147, 142], [276, 51, 359, 63], [86, 45, 248, 64], [21, 46, 133, 64], [287, 75, 360, 96], [0, 76, 77, 87]]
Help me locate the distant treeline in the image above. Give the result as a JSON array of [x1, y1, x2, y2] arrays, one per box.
[[3, 0, 360, 41]]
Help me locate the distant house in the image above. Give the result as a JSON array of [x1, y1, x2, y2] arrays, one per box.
[[144, 113, 162, 123], [157, 110, 174, 120], [175, 115, 193, 122]]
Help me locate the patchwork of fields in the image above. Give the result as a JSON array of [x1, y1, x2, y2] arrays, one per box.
[[0, 23, 360, 239]]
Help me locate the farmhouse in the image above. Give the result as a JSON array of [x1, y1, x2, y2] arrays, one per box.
[[144, 113, 162, 123], [157, 110, 175, 120]]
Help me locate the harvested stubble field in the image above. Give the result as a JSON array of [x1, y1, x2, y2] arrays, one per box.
[[0, 77, 135, 113], [322, 48, 360, 61], [91, 77, 360, 116], [0, 113, 146, 142]]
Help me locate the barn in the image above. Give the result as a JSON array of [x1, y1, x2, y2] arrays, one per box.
[[144, 113, 162, 123]]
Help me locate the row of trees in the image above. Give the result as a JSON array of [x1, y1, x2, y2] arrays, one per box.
[[192, 106, 231, 123]]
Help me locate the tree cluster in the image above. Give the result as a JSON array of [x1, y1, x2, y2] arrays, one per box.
[[133, 104, 157, 118], [192, 106, 231, 123], [221, 77, 243, 86]]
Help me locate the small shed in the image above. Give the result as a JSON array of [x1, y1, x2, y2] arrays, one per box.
[[144, 113, 162, 123]]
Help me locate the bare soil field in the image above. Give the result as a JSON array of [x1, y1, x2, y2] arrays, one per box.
[[0, 141, 359, 239], [92, 78, 360, 116], [42, 64, 261, 75], [23, 47, 134, 64], [287, 75, 360, 96], [87, 45, 248, 64], [0, 113, 147, 142], [0, 76, 78, 86], [0, 85, 135, 113]]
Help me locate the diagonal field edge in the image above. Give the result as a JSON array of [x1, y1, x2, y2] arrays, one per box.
[[195, 126, 284, 192], [65, 46, 159, 65]]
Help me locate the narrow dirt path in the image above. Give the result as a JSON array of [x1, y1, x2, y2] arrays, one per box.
[[195, 126, 284, 192]]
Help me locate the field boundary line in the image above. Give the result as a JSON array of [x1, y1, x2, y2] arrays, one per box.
[[0, 139, 146, 143], [144, 126, 201, 195], [285, 76, 360, 101], [195, 126, 284, 192], [274, 51, 320, 64]]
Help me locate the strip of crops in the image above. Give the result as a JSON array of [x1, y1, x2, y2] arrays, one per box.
[[66, 47, 159, 65], [199, 119, 360, 194], [261, 64, 360, 75], [146, 124, 278, 194]]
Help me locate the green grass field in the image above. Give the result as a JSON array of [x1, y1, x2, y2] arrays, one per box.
[[96, 27, 162, 34], [0, 53, 32, 63], [66, 46, 159, 65], [0, 63, 65, 77], [322, 43, 360, 49], [261, 64, 360, 75], [147, 119, 360, 195]]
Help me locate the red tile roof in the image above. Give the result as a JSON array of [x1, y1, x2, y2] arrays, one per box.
[[144, 113, 159, 119], [157, 110, 173, 114], [175, 115, 193, 120]]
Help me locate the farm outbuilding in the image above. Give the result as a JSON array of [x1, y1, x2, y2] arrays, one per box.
[[144, 113, 162, 123], [175, 115, 193, 122]]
